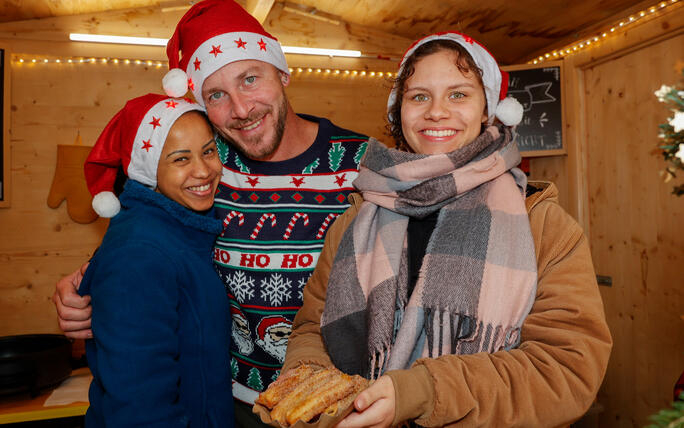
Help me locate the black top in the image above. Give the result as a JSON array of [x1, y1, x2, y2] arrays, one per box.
[[406, 211, 440, 296]]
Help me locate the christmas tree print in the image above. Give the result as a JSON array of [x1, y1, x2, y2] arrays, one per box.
[[302, 158, 320, 174], [234, 154, 250, 173], [226, 271, 256, 303], [328, 143, 346, 172], [354, 141, 368, 166], [231, 358, 239, 379], [247, 367, 264, 391], [216, 136, 230, 164], [271, 370, 280, 384]]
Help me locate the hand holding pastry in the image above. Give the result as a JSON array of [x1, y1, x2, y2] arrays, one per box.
[[335, 375, 395, 428], [255, 364, 369, 427]]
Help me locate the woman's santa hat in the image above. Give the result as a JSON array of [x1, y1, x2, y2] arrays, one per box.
[[387, 32, 524, 127], [163, 0, 289, 106], [84, 93, 204, 218]]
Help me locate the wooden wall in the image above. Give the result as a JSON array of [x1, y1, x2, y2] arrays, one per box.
[[528, 6, 684, 427]]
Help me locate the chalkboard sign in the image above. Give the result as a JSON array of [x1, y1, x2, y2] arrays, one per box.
[[502, 61, 565, 157]]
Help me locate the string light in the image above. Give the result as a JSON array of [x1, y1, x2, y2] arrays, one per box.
[[530, 0, 681, 64], [11, 55, 396, 79]]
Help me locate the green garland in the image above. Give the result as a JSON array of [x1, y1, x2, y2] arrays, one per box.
[[644, 392, 684, 428], [654, 69, 684, 196]]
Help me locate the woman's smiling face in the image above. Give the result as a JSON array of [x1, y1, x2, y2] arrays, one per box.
[[156, 111, 222, 212], [400, 49, 488, 155]]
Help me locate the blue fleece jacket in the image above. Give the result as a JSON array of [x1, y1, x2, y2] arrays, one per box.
[[79, 180, 234, 427]]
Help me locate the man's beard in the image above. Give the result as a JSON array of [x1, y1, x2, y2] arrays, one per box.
[[221, 95, 288, 161]]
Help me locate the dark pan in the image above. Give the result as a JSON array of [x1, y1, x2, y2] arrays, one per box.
[[0, 334, 73, 397]]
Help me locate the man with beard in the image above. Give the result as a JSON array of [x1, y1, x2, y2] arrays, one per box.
[[52, 1, 369, 426]]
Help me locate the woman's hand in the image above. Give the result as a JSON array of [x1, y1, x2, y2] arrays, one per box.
[[336, 375, 395, 428]]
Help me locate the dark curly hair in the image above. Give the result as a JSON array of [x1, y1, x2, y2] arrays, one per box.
[[387, 40, 485, 151]]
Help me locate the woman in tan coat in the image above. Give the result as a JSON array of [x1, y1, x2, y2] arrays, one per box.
[[281, 32, 612, 428]]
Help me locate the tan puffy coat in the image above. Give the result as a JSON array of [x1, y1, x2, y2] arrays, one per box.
[[282, 182, 612, 427]]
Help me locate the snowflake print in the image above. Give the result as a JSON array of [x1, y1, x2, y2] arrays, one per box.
[[260, 273, 292, 306], [226, 271, 256, 303], [297, 274, 311, 301]]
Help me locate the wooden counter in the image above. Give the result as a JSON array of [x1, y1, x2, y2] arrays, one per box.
[[0, 367, 90, 424]]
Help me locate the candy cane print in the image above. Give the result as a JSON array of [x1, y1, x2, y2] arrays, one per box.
[[250, 213, 277, 239], [220, 211, 245, 236], [315, 213, 339, 239], [282, 213, 310, 240]]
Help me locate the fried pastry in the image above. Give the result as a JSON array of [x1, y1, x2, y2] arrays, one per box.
[[285, 372, 355, 425], [256, 364, 317, 409], [270, 368, 338, 426], [257, 364, 369, 427], [323, 376, 368, 416]]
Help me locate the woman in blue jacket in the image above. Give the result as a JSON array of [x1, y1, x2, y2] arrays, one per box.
[[78, 93, 234, 427]]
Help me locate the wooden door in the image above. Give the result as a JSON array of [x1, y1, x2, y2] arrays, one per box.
[[584, 34, 684, 427]]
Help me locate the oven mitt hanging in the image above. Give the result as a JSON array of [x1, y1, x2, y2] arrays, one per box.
[[47, 144, 98, 224]]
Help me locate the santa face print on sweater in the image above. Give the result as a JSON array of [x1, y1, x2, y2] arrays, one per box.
[[231, 307, 254, 355], [254, 316, 291, 364]]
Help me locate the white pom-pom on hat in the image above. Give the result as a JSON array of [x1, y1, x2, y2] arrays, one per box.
[[92, 191, 121, 218], [495, 97, 524, 127], [162, 68, 189, 97]]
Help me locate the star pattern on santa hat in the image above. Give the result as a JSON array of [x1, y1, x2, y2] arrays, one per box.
[[141, 139, 153, 152], [165, 100, 179, 109], [258, 38, 267, 51], [149, 116, 161, 129], [193, 57, 201, 71], [210, 45, 223, 57], [235, 38, 247, 49], [463, 35, 474, 44], [188, 78, 195, 91]]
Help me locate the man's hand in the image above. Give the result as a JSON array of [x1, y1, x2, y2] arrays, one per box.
[[336, 375, 395, 428], [52, 262, 93, 339]]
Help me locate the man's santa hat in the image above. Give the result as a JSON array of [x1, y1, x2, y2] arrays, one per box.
[[388, 32, 524, 127], [84, 93, 204, 218], [163, 0, 289, 106], [256, 316, 291, 340]]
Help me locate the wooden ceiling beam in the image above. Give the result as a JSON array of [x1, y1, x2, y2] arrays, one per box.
[[245, 0, 276, 24]]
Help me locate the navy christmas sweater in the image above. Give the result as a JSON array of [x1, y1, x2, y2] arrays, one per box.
[[213, 114, 368, 404]]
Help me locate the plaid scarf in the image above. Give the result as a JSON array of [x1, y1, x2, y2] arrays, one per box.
[[320, 125, 537, 378]]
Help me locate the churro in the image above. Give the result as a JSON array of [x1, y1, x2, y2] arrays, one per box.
[[257, 364, 369, 427]]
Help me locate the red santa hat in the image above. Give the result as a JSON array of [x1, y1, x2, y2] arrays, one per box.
[[84, 93, 204, 218], [256, 316, 291, 340], [387, 31, 523, 127], [163, 0, 289, 107]]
